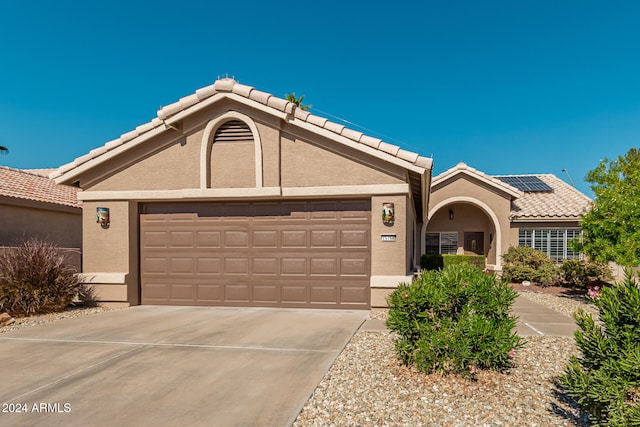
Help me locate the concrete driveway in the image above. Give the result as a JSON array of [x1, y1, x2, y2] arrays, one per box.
[[0, 306, 367, 427]]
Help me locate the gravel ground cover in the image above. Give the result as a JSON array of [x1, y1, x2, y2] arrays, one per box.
[[294, 291, 594, 426], [0, 305, 116, 334]]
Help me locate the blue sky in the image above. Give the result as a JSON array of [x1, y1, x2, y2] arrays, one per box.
[[1, 1, 639, 196]]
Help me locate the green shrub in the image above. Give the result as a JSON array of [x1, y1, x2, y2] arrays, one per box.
[[420, 254, 486, 271], [501, 245, 560, 286], [560, 269, 640, 425], [560, 258, 612, 288], [443, 254, 486, 270], [421, 254, 444, 270], [386, 264, 525, 377], [0, 239, 83, 316]]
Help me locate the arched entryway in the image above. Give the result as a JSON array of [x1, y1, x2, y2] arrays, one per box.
[[421, 197, 503, 270]]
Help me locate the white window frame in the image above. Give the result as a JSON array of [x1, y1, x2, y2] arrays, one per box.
[[426, 232, 458, 255], [518, 229, 581, 261]]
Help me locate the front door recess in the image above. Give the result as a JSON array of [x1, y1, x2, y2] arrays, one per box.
[[464, 232, 484, 255]]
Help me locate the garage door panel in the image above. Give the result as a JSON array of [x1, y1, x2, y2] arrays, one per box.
[[169, 231, 194, 248], [340, 286, 369, 304], [310, 230, 337, 247], [309, 258, 337, 276], [280, 258, 307, 275], [196, 231, 221, 247], [197, 258, 221, 274], [281, 230, 307, 247], [340, 258, 368, 276], [224, 258, 250, 274], [197, 284, 222, 302], [170, 284, 194, 300], [225, 284, 250, 302], [310, 286, 338, 303], [144, 257, 167, 274], [252, 230, 278, 247], [143, 231, 167, 248], [252, 257, 278, 275], [341, 230, 368, 247], [281, 285, 307, 303], [252, 285, 278, 303], [141, 200, 371, 308], [224, 230, 249, 247], [144, 283, 170, 301]]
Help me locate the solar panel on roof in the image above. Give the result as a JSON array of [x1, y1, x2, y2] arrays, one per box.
[[496, 176, 553, 192]]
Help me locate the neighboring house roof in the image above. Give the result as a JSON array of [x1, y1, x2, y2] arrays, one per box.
[[0, 166, 81, 208], [504, 174, 592, 221], [24, 168, 57, 177], [431, 163, 592, 221], [51, 78, 432, 183]]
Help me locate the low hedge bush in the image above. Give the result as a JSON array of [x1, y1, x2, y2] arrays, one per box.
[[420, 254, 486, 271], [560, 269, 640, 425], [559, 258, 612, 288], [0, 239, 83, 315], [386, 264, 524, 378], [501, 245, 559, 286]]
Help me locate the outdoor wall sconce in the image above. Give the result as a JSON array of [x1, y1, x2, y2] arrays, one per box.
[[382, 202, 395, 226], [96, 207, 110, 228], [449, 209, 454, 220]]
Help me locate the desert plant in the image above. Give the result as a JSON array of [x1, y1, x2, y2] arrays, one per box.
[[560, 269, 640, 425], [0, 239, 83, 315], [560, 258, 612, 288], [502, 245, 560, 286], [386, 264, 524, 377]]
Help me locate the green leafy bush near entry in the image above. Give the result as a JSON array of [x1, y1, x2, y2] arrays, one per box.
[[420, 254, 486, 271], [443, 254, 486, 270], [560, 270, 640, 426], [559, 258, 612, 289], [420, 254, 445, 271], [386, 264, 524, 378], [501, 246, 559, 286], [0, 239, 83, 316]]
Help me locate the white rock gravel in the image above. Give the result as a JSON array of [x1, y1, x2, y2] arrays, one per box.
[[294, 293, 594, 427]]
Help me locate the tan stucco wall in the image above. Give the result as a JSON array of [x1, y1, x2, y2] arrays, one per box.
[[280, 135, 405, 187], [82, 99, 404, 192], [0, 200, 82, 248], [369, 195, 416, 307], [210, 140, 256, 188], [82, 201, 139, 305]]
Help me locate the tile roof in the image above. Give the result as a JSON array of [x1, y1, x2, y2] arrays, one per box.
[[506, 174, 592, 220], [431, 163, 592, 221], [0, 166, 81, 208], [52, 78, 432, 182]]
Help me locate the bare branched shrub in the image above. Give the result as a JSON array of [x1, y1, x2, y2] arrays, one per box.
[[0, 239, 82, 316]]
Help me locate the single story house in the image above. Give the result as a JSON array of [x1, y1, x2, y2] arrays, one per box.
[[51, 78, 433, 309], [0, 166, 82, 249], [426, 162, 592, 271]]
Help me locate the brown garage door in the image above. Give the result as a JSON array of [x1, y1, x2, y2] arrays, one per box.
[[140, 200, 371, 309]]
